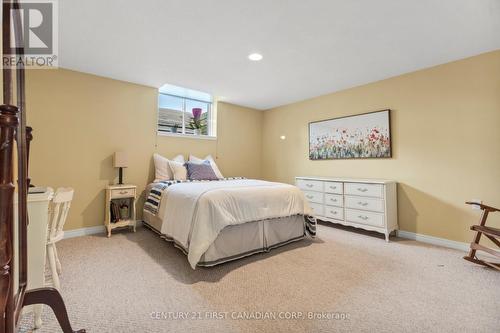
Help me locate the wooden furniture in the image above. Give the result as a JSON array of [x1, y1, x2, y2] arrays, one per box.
[[47, 188, 75, 290], [105, 184, 137, 237], [296, 176, 398, 241], [463, 202, 500, 270], [14, 188, 53, 329], [0, 1, 84, 331]]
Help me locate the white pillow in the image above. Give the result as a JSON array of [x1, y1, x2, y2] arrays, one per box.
[[189, 154, 223, 178], [153, 154, 184, 181], [168, 160, 187, 180]]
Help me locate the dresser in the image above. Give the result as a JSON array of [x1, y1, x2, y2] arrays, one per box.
[[296, 177, 398, 241]]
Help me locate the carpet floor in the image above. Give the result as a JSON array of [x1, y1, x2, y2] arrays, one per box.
[[19, 223, 499, 333]]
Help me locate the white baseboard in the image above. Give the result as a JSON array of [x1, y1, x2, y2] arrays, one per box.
[[396, 230, 469, 252], [63, 225, 106, 239], [396, 230, 500, 261], [63, 221, 143, 239]]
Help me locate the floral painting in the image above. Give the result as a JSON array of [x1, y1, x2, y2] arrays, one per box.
[[309, 110, 391, 160]]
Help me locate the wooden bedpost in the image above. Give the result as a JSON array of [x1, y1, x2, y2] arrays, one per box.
[[25, 126, 33, 188], [0, 104, 19, 333]]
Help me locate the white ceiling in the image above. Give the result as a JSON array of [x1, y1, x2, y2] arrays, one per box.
[[59, 0, 500, 110]]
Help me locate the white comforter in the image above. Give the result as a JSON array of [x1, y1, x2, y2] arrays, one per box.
[[157, 179, 311, 268]]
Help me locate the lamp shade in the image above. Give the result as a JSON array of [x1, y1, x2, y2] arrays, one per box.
[[113, 152, 128, 168]]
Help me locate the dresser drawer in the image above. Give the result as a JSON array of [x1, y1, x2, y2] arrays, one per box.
[[325, 194, 343, 207], [345, 196, 384, 213], [324, 206, 344, 220], [345, 183, 383, 198], [111, 188, 135, 199], [296, 179, 323, 192], [308, 202, 324, 216], [303, 191, 324, 204], [324, 181, 343, 194], [345, 209, 385, 227]]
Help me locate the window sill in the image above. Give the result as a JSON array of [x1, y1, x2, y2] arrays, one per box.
[[157, 132, 217, 141]]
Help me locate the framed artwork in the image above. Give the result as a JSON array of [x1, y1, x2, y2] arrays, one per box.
[[309, 109, 391, 160]]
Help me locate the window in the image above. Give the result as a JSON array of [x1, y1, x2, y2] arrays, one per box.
[[158, 84, 215, 138]]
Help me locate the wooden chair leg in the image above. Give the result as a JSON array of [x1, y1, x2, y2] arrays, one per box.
[[23, 287, 85, 333], [464, 203, 500, 270], [47, 244, 61, 289], [465, 209, 489, 261]]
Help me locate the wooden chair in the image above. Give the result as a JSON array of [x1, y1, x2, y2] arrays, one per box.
[[463, 202, 500, 270], [46, 188, 74, 289]]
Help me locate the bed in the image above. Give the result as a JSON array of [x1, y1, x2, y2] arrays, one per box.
[[142, 178, 316, 268]]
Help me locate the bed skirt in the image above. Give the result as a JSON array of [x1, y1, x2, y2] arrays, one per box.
[[142, 210, 306, 267]]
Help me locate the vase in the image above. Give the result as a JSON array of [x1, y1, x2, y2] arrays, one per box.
[[119, 205, 129, 220], [193, 129, 200, 135]]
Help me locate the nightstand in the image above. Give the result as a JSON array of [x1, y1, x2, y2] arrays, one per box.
[[105, 184, 137, 237]]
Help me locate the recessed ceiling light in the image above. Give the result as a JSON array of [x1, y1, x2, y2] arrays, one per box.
[[248, 53, 263, 61]]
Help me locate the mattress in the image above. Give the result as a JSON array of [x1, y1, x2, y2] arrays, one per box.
[[143, 210, 305, 267]]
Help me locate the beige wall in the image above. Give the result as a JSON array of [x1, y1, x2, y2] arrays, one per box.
[[262, 50, 500, 243], [25, 51, 499, 243], [26, 69, 262, 230]]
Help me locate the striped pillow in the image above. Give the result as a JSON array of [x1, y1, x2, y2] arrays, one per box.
[[185, 161, 219, 180]]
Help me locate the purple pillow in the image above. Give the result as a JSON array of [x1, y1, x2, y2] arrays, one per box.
[[185, 161, 219, 180]]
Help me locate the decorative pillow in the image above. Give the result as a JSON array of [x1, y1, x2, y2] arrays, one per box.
[[168, 159, 187, 180], [153, 154, 184, 181], [189, 154, 223, 178], [185, 161, 218, 181]]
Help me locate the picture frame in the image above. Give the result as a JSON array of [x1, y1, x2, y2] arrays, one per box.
[[309, 109, 392, 160]]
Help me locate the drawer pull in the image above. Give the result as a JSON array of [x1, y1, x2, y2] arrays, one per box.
[[330, 210, 337, 215], [358, 201, 368, 206], [358, 215, 369, 220], [330, 186, 336, 189], [306, 195, 314, 199], [306, 184, 314, 188], [330, 198, 337, 202], [357, 188, 368, 192], [119, 191, 128, 194]]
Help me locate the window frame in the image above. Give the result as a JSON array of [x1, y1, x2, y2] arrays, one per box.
[[157, 92, 216, 139]]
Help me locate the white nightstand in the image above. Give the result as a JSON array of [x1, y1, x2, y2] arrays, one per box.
[[105, 184, 137, 237]]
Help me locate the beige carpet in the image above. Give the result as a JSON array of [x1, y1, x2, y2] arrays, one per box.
[[19, 223, 499, 333]]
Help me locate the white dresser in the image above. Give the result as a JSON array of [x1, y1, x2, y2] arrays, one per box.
[[296, 177, 398, 241]]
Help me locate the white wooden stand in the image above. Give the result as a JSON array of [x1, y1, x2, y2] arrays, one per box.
[[105, 184, 137, 237]]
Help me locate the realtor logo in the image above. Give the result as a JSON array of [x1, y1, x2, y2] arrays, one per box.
[[3, 0, 58, 68]]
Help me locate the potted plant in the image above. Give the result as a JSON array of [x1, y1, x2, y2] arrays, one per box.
[[171, 116, 183, 133], [189, 108, 206, 135], [171, 123, 181, 133]]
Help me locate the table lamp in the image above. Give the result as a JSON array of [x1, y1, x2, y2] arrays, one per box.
[[113, 152, 128, 185]]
